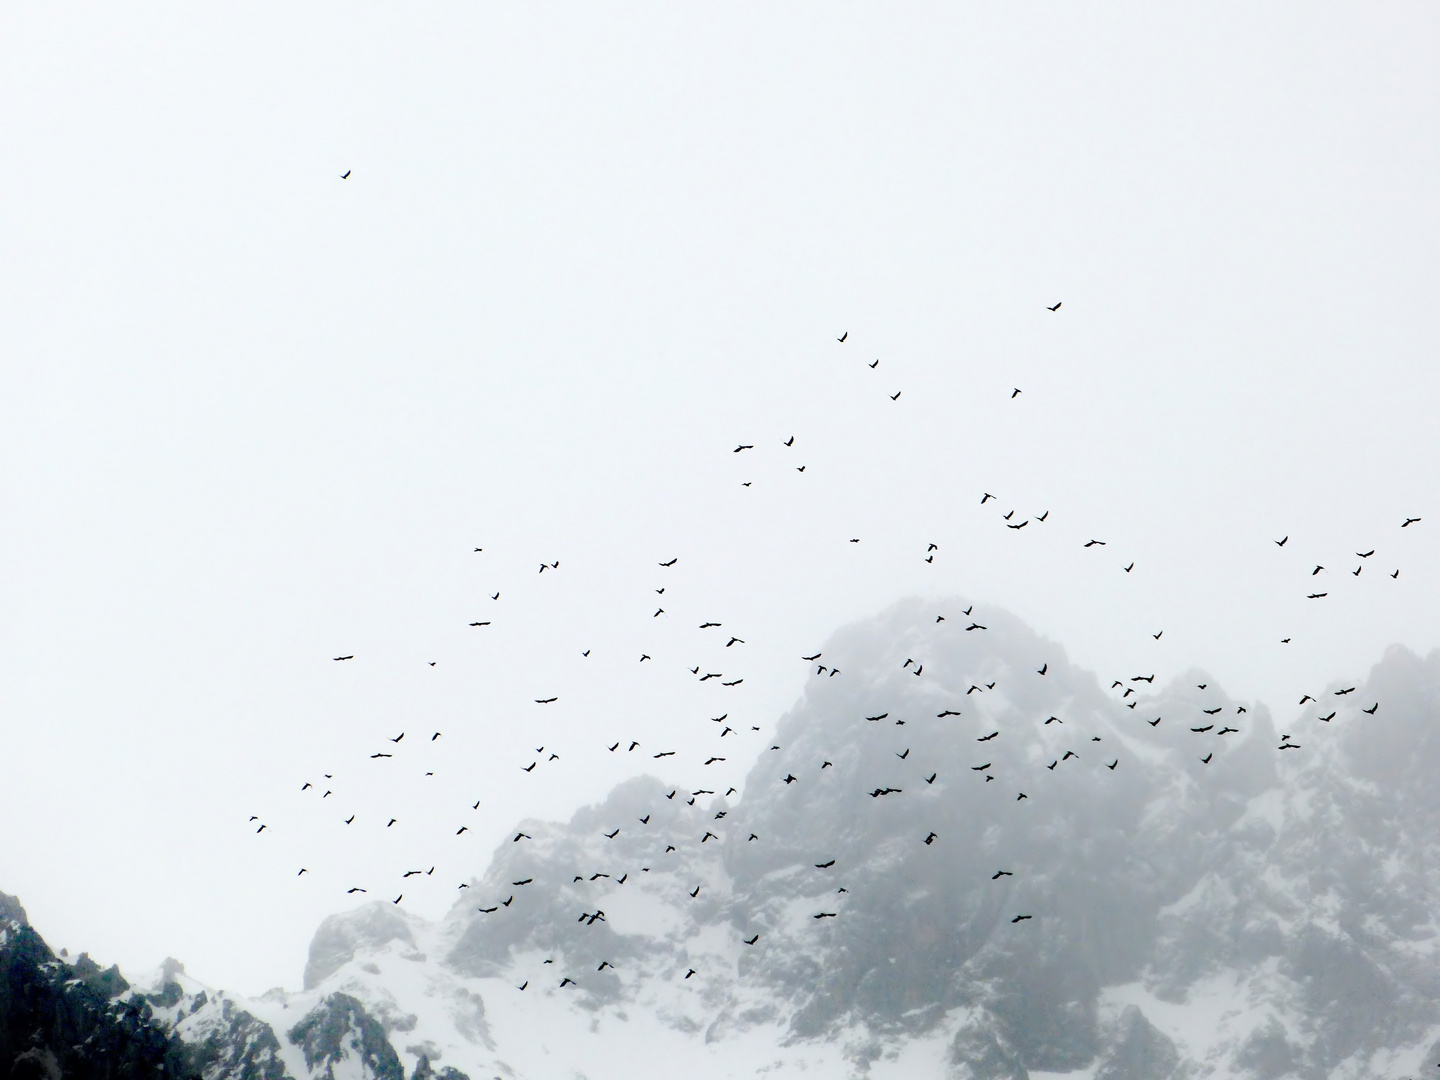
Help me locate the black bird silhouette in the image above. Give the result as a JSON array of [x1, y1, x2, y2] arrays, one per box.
[[1335, 686, 1356, 695], [345, 815, 356, 824], [517, 981, 527, 990], [513, 832, 530, 842], [1192, 725, 1214, 733], [733, 444, 753, 453], [535, 697, 557, 704], [370, 753, 392, 759], [890, 391, 901, 401], [815, 859, 835, 868], [1124, 562, 1134, 573], [604, 828, 620, 839], [1047, 301, 1061, 311], [1038, 663, 1048, 675], [782, 774, 797, 784], [1363, 703, 1379, 714], [813, 912, 837, 919], [1308, 592, 1327, 599], [866, 712, 889, 722], [785, 436, 795, 445], [298, 868, 307, 875], [1201, 753, 1213, 764], [1357, 549, 1374, 558], [802, 652, 822, 661], [1318, 712, 1335, 722], [469, 621, 490, 627], [925, 773, 937, 784], [743, 934, 759, 945], [1203, 707, 1221, 715], [1392, 569, 1400, 578], [1275, 536, 1288, 547], [837, 332, 848, 342], [522, 763, 536, 772], [659, 557, 678, 567], [1011, 388, 1021, 398], [333, 655, 354, 661], [1106, 760, 1118, 770], [972, 763, 991, 771], [1153, 630, 1164, 639], [938, 709, 961, 717], [1147, 717, 1162, 727], [897, 748, 910, 759], [1084, 540, 1106, 547], [1011, 914, 1033, 923], [1402, 517, 1421, 527], [977, 731, 999, 742], [347, 887, 366, 894]]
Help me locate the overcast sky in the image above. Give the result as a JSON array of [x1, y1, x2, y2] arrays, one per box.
[[2, 3, 1438, 995]]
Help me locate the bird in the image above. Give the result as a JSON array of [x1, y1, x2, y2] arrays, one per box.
[[1047, 301, 1061, 311], [733, 444, 753, 453], [1147, 717, 1162, 727], [1124, 563, 1134, 573], [517, 981, 527, 991], [1201, 753, 1213, 764], [522, 763, 536, 772], [815, 859, 836, 868], [1192, 725, 1214, 733], [1011, 388, 1021, 398], [803, 652, 822, 661], [393, 895, 403, 905], [297, 868, 307, 875], [1312, 565, 1325, 576], [370, 753, 392, 759], [340, 170, 351, 179], [604, 828, 620, 839], [813, 912, 837, 920], [837, 332, 848, 342], [1038, 663, 1048, 675], [347, 887, 366, 894], [689, 886, 701, 898], [925, 773, 937, 784], [1358, 549, 1374, 558], [977, 731, 999, 742], [1275, 536, 1288, 547], [1363, 703, 1379, 714], [333, 655, 354, 661], [1281, 638, 1291, 643], [785, 436, 795, 446], [869, 359, 879, 368], [991, 870, 1014, 880], [345, 815, 356, 824], [1299, 695, 1314, 704], [1011, 914, 1033, 923], [468, 621, 490, 627], [866, 713, 889, 722], [387, 819, 396, 827], [890, 391, 901, 401], [743, 934, 759, 945], [1084, 540, 1106, 547], [659, 557, 678, 567], [1308, 592, 1328, 599], [513, 832, 530, 842], [1318, 712, 1335, 722], [1392, 569, 1400, 579], [1106, 760, 1118, 770], [1335, 686, 1356, 695], [535, 697, 558, 704], [972, 763, 991, 772], [1016, 792, 1028, 801], [1402, 517, 1421, 527], [559, 977, 574, 987], [924, 832, 937, 845], [782, 774, 797, 784]]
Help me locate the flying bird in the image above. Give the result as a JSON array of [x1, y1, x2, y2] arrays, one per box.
[[1402, 517, 1421, 527], [659, 557, 678, 567], [1084, 540, 1106, 548], [340, 170, 351, 179], [333, 655, 354, 661], [1275, 536, 1288, 547], [1011, 388, 1021, 398], [1011, 914, 1033, 923], [837, 332, 848, 342]]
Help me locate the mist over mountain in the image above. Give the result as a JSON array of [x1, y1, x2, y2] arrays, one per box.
[[7, 599, 1440, 1079]]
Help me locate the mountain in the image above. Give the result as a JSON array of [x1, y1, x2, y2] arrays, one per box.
[[8, 598, 1440, 1079]]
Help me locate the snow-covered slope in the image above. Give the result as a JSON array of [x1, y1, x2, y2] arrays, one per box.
[[12, 598, 1440, 1079]]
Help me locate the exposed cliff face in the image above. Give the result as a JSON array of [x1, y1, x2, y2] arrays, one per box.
[[0, 892, 188, 1080], [11, 601, 1440, 1080]]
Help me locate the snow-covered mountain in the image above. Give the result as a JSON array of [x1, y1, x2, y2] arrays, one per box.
[[8, 598, 1440, 1079]]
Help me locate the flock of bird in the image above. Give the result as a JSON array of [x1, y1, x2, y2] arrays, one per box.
[[244, 273, 1421, 994]]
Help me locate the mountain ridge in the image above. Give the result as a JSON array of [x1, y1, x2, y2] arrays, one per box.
[[8, 598, 1440, 1079]]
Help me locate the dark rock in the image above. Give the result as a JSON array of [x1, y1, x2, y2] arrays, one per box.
[[288, 993, 404, 1080], [410, 1053, 470, 1080], [1094, 1006, 1178, 1080]]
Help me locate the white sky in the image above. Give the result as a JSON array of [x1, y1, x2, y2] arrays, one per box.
[[1, 3, 1438, 995]]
